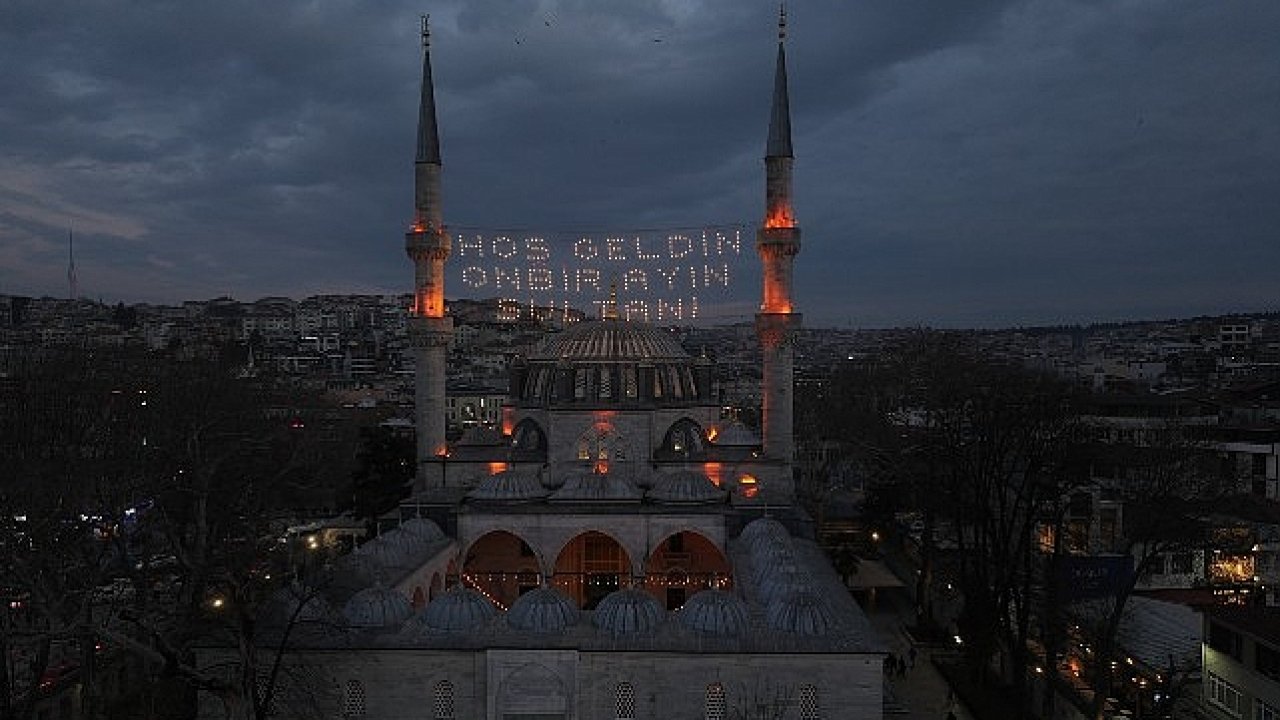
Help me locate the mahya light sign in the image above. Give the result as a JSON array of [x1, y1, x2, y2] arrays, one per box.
[[450, 225, 746, 322]]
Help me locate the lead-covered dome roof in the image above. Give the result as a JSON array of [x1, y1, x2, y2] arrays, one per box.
[[648, 470, 726, 504], [593, 588, 666, 636], [533, 320, 689, 361], [676, 589, 749, 637], [412, 587, 497, 634], [766, 589, 836, 636], [515, 320, 709, 407], [342, 586, 413, 629], [506, 586, 580, 634], [467, 470, 549, 503]]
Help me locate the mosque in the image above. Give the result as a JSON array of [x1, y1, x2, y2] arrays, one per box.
[[238, 10, 885, 720]]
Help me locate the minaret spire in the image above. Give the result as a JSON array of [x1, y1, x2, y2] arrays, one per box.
[[416, 15, 441, 168], [767, 4, 793, 160], [406, 15, 454, 480], [756, 4, 802, 477], [67, 228, 78, 300]]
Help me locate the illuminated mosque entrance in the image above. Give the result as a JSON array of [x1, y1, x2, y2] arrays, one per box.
[[553, 531, 632, 609]]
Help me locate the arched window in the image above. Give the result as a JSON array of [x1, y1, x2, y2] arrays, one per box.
[[510, 419, 547, 461], [342, 679, 366, 718], [799, 684, 820, 719], [616, 682, 636, 719], [576, 426, 628, 462], [705, 682, 726, 720], [433, 680, 455, 719], [656, 418, 706, 460]]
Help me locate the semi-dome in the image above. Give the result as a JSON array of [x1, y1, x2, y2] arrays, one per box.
[[549, 471, 643, 503], [676, 589, 749, 637], [343, 586, 413, 629], [413, 587, 497, 634], [399, 518, 446, 544], [647, 470, 726, 504], [766, 590, 835, 636], [513, 320, 710, 408], [593, 588, 666, 636], [467, 470, 549, 503], [506, 586, 580, 634]]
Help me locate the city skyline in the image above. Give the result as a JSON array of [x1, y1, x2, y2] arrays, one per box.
[[1, 1, 1276, 328]]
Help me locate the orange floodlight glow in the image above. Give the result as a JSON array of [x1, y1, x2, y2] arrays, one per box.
[[764, 206, 794, 229], [488, 462, 509, 475], [738, 473, 759, 498], [703, 462, 724, 487]]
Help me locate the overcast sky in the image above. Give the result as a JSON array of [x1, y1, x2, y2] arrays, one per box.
[[1, 1, 1276, 328]]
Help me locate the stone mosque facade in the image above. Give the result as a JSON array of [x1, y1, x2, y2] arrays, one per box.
[[221, 11, 886, 720]]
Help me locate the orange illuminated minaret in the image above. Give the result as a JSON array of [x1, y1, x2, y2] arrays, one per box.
[[405, 15, 453, 478], [756, 5, 801, 463]]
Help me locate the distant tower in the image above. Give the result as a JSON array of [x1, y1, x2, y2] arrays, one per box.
[[405, 16, 453, 479], [756, 4, 801, 463], [67, 229, 78, 300]]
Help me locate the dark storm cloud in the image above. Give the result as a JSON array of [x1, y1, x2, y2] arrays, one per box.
[[0, 0, 1275, 326]]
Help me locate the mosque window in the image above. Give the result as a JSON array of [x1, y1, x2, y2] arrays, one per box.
[[599, 367, 613, 399], [616, 682, 636, 719], [623, 366, 638, 399], [653, 371, 663, 398], [575, 369, 589, 399], [705, 682, 726, 720], [342, 679, 366, 717], [433, 680, 455, 719], [578, 439, 591, 461], [799, 684, 820, 719]]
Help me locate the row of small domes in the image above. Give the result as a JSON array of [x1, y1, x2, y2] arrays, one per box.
[[288, 581, 828, 638], [468, 469, 726, 504]]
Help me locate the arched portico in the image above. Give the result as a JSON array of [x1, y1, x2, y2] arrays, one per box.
[[552, 531, 633, 609], [459, 530, 542, 610], [644, 529, 733, 610]]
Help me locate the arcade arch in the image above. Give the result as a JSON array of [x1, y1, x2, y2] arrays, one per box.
[[459, 530, 541, 610], [552, 531, 633, 610], [644, 530, 732, 610]]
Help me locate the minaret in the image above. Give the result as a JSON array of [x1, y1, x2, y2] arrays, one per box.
[[405, 15, 453, 481], [756, 4, 801, 464], [67, 229, 78, 300]]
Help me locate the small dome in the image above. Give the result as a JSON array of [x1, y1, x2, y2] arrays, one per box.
[[343, 586, 413, 629], [399, 518, 446, 544], [593, 588, 665, 636], [507, 586, 580, 634], [755, 566, 807, 605], [712, 421, 760, 447], [676, 589, 749, 637], [355, 530, 426, 573], [647, 470, 726, 504], [738, 518, 790, 550], [550, 471, 643, 503], [468, 470, 548, 503], [766, 590, 835, 636], [414, 587, 497, 634], [262, 583, 336, 628]]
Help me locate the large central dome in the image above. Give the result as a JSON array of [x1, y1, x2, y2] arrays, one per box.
[[512, 320, 711, 408], [531, 320, 690, 362]]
